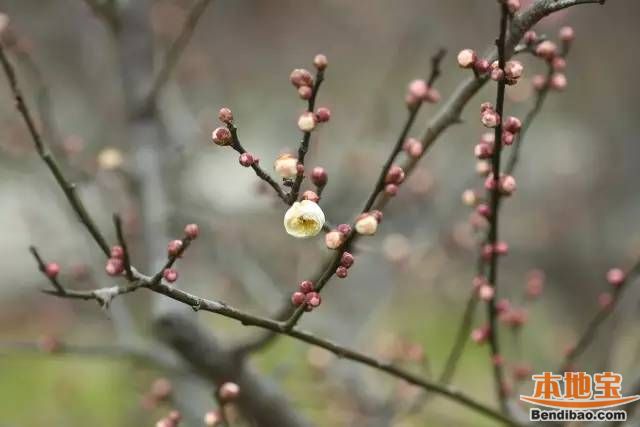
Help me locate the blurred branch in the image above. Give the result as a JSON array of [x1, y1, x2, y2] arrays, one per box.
[[142, 0, 214, 113], [561, 259, 640, 372], [113, 214, 134, 281], [78, 0, 119, 32]]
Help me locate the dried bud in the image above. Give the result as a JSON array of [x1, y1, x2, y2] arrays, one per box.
[[559, 26, 575, 43], [111, 245, 124, 259], [340, 252, 355, 268], [481, 110, 501, 128], [218, 107, 233, 124], [474, 58, 491, 74], [218, 382, 240, 402], [325, 230, 345, 249], [315, 107, 331, 123], [298, 85, 312, 100], [105, 258, 124, 276], [606, 268, 625, 287], [302, 190, 320, 203], [167, 240, 183, 257], [274, 154, 298, 179], [503, 116, 522, 133], [289, 68, 313, 88], [239, 152, 255, 167], [313, 54, 328, 70], [335, 266, 348, 278], [535, 40, 557, 60], [184, 223, 200, 239], [291, 291, 306, 306], [355, 214, 378, 235], [403, 138, 423, 158], [550, 73, 567, 91], [500, 174, 517, 195], [311, 166, 327, 186], [163, 268, 178, 283], [337, 223, 352, 235], [385, 165, 405, 184], [299, 280, 315, 294], [457, 49, 477, 69], [298, 112, 316, 132], [504, 60, 524, 80], [45, 262, 60, 279], [211, 127, 232, 146]]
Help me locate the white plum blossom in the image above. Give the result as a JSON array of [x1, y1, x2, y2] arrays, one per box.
[[284, 200, 325, 238]]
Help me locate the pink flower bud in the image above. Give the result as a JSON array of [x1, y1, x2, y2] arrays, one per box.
[[506, 0, 520, 13], [495, 241, 509, 255], [302, 190, 319, 203], [535, 40, 557, 60], [305, 291, 322, 307], [504, 60, 524, 80], [184, 223, 199, 239], [298, 112, 316, 132], [296, 163, 305, 176], [523, 30, 537, 44], [299, 280, 315, 294], [337, 223, 352, 235], [559, 26, 575, 43], [482, 243, 494, 261], [481, 110, 501, 128], [476, 203, 491, 218], [500, 174, 517, 195], [289, 68, 313, 88], [335, 266, 348, 278], [403, 138, 423, 158], [315, 107, 331, 123], [474, 58, 491, 74], [532, 74, 547, 91], [239, 152, 255, 167], [167, 239, 183, 257], [503, 116, 522, 133], [407, 79, 428, 101], [457, 49, 477, 69], [606, 268, 625, 287], [496, 298, 511, 314], [424, 87, 441, 103], [313, 54, 328, 70], [598, 292, 613, 309], [502, 131, 515, 146], [525, 269, 545, 299], [105, 258, 124, 276], [325, 230, 345, 250], [211, 127, 232, 146], [340, 252, 355, 268], [480, 102, 494, 113], [218, 382, 240, 402], [478, 284, 495, 301], [471, 326, 490, 344], [552, 57, 567, 71], [490, 68, 504, 82], [110, 245, 124, 259], [298, 85, 312, 100], [484, 174, 498, 191], [218, 107, 233, 124], [385, 184, 398, 196], [45, 262, 60, 279], [474, 143, 493, 159], [550, 73, 567, 91], [311, 166, 327, 186], [385, 165, 405, 184], [163, 268, 178, 283], [291, 291, 306, 306], [371, 210, 383, 223], [472, 276, 488, 291]]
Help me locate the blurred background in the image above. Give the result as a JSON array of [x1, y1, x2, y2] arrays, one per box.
[[1, 0, 640, 426]]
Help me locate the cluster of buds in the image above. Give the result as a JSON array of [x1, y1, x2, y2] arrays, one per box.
[[105, 245, 125, 276], [291, 280, 322, 311], [155, 411, 182, 427], [481, 241, 509, 261], [325, 223, 351, 250], [531, 27, 575, 92], [405, 78, 440, 108], [484, 173, 517, 196], [490, 60, 524, 85], [355, 211, 382, 235], [335, 251, 355, 279], [384, 165, 406, 197], [499, 306, 528, 329]]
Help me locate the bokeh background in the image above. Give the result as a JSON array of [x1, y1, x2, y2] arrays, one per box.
[[1, 0, 639, 426]]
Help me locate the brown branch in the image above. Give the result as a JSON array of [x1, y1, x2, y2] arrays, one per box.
[[28, 246, 65, 294], [288, 68, 326, 204], [0, 44, 112, 258], [113, 214, 134, 281], [142, 0, 214, 113], [561, 259, 640, 372]]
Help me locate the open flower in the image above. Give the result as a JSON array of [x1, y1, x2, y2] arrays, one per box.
[[284, 200, 325, 238]]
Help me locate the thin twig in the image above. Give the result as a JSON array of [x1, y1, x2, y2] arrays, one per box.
[[142, 0, 214, 113], [28, 246, 65, 294], [113, 214, 134, 281]]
